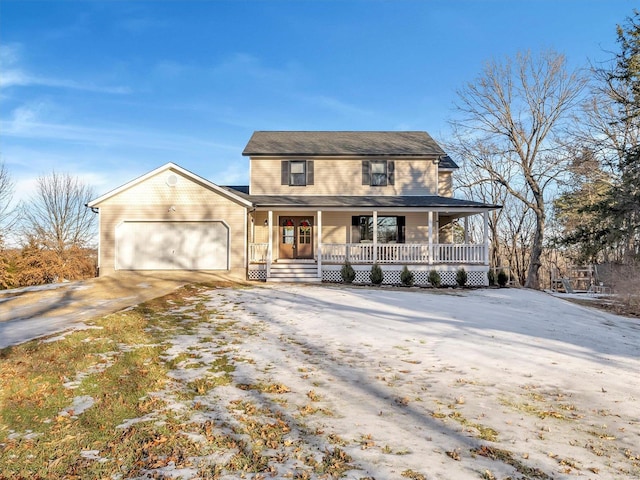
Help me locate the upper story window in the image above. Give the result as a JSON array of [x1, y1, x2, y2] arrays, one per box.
[[290, 161, 306, 186], [281, 160, 314, 186], [362, 160, 395, 186], [370, 161, 387, 186]]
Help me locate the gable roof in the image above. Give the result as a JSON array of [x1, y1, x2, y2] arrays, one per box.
[[242, 131, 448, 158], [87, 163, 253, 208]]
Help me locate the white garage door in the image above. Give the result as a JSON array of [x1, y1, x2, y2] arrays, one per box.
[[116, 221, 229, 270]]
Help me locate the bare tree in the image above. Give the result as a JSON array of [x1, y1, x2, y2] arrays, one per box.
[[449, 50, 587, 289], [0, 161, 16, 288], [22, 171, 96, 253], [0, 160, 16, 246], [18, 172, 97, 283], [448, 137, 513, 270]]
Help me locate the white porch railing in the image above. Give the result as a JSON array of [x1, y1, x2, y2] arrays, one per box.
[[320, 243, 486, 265], [248, 242, 487, 265], [249, 243, 269, 263], [435, 243, 485, 264]]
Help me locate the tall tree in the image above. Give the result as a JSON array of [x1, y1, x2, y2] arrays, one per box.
[[449, 50, 586, 289], [560, 11, 640, 263], [552, 148, 613, 263], [447, 137, 511, 270], [609, 10, 640, 122], [607, 11, 640, 262], [20, 172, 96, 283]]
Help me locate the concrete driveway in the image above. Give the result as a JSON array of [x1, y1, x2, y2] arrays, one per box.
[[0, 272, 238, 349]]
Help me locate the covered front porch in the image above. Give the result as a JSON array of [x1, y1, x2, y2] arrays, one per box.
[[246, 197, 497, 285]]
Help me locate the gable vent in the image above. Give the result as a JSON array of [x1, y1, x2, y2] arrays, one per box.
[[166, 174, 178, 187]]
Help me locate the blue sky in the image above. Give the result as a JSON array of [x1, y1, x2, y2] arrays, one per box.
[[0, 0, 636, 202]]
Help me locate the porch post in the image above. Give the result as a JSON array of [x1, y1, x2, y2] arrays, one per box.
[[372, 210, 378, 264], [317, 210, 322, 279], [428, 211, 434, 264], [464, 216, 469, 243], [267, 210, 273, 279], [483, 210, 489, 266]]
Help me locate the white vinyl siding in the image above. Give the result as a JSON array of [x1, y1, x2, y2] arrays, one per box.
[[95, 167, 247, 276], [253, 157, 434, 195]]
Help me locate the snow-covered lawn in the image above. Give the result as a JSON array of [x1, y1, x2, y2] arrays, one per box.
[[133, 284, 639, 479], [20, 283, 638, 479]]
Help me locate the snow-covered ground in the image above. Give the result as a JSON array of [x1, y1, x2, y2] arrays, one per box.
[[130, 284, 639, 479], [39, 284, 640, 478]]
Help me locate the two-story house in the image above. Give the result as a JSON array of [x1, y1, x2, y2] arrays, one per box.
[[88, 131, 500, 285]]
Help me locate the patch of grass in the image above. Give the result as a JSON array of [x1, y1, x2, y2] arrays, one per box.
[[186, 375, 232, 397], [499, 395, 579, 421], [297, 404, 333, 417], [232, 413, 292, 452], [359, 433, 375, 450], [228, 399, 267, 417], [327, 433, 347, 446], [0, 283, 236, 478], [402, 469, 427, 479], [0, 340, 176, 478], [471, 445, 552, 479], [306, 390, 321, 402], [237, 382, 291, 394], [315, 448, 353, 477], [226, 442, 272, 473], [209, 354, 236, 374], [448, 411, 499, 442]]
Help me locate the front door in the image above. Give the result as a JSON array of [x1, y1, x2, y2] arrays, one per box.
[[279, 217, 314, 260]]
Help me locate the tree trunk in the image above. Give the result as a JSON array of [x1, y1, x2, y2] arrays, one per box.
[[524, 211, 545, 289]]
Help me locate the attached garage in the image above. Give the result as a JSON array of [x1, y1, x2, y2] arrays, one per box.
[[115, 221, 229, 270], [87, 163, 252, 279]]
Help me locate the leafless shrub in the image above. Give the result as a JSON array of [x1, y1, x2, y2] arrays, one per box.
[[609, 263, 640, 312]]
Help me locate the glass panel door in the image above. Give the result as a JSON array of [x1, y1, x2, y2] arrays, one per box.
[[280, 218, 295, 259], [297, 218, 313, 258]]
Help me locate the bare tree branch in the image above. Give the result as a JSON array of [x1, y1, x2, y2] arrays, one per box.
[[449, 50, 587, 288], [22, 172, 96, 253], [0, 161, 17, 248]]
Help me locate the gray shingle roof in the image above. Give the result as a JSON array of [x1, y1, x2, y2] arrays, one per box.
[[438, 155, 459, 169], [221, 189, 499, 210], [242, 131, 448, 158]]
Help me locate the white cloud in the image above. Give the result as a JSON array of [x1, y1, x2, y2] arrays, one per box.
[[0, 42, 130, 94], [0, 43, 20, 66], [0, 70, 132, 94], [1, 111, 238, 154]]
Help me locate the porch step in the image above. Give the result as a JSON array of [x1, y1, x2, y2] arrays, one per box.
[[268, 262, 321, 283]]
